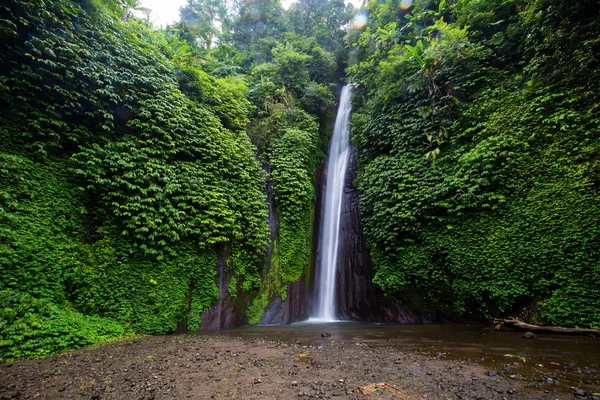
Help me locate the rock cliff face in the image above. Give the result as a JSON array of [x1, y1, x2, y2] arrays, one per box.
[[200, 145, 422, 329], [332, 147, 422, 323], [199, 248, 246, 330], [200, 167, 312, 329], [258, 277, 307, 325], [257, 162, 321, 325], [200, 116, 421, 329]]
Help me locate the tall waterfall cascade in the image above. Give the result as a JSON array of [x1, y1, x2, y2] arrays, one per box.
[[312, 85, 352, 322]]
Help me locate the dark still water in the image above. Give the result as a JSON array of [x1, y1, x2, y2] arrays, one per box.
[[200, 322, 600, 390]]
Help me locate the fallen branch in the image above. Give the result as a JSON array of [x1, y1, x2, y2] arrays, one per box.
[[491, 318, 600, 336]]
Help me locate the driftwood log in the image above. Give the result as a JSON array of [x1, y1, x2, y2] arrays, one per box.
[[491, 318, 600, 336]]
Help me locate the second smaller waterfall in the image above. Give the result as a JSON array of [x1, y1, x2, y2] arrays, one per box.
[[312, 85, 352, 322]]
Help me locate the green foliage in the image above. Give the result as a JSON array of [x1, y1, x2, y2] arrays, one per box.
[[0, 154, 83, 303], [0, 290, 130, 360], [0, 0, 272, 358], [1, 0, 349, 359], [1, 0, 345, 356], [270, 128, 317, 285], [246, 289, 270, 325], [349, 0, 600, 327], [242, 107, 320, 322]]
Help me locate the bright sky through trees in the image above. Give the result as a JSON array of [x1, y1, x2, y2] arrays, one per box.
[[138, 0, 361, 27], [137, 0, 187, 27]]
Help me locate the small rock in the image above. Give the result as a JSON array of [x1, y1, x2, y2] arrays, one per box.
[[571, 387, 587, 397], [507, 388, 515, 394], [253, 377, 262, 384], [321, 333, 331, 337], [522, 332, 537, 339], [486, 370, 498, 377], [291, 381, 298, 386]]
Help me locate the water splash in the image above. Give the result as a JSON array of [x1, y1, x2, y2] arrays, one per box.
[[312, 85, 352, 322]]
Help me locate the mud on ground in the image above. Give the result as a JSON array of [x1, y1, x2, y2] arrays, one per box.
[[0, 334, 591, 399]]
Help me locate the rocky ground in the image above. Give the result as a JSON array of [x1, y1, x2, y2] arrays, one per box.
[[0, 334, 597, 399]]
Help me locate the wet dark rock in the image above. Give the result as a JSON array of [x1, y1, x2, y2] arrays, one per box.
[[320, 333, 331, 337], [200, 247, 246, 330], [571, 387, 587, 397], [259, 278, 306, 325], [487, 370, 498, 377], [522, 332, 537, 339], [324, 147, 422, 322]]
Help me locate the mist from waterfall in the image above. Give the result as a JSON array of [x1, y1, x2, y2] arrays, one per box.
[[311, 84, 352, 322]]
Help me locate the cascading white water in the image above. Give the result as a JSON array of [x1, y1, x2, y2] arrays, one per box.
[[312, 85, 352, 322]]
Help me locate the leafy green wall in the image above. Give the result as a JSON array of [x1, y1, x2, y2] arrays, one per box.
[[0, 0, 347, 358], [246, 109, 323, 324], [0, 0, 269, 358], [348, 0, 600, 327]]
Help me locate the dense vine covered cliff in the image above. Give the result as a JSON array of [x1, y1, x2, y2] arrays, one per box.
[[0, 0, 350, 358], [347, 0, 600, 327]]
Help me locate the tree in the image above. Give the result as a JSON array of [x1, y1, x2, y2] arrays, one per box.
[[177, 0, 230, 49]]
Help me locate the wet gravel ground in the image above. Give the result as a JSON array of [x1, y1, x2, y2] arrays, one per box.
[[0, 334, 597, 399]]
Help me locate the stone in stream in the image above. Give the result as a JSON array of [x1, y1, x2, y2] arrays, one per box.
[[522, 332, 537, 339], [321, 333, 331, 337]]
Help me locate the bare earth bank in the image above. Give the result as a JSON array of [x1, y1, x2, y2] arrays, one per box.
[[0, 334, 589, 399]]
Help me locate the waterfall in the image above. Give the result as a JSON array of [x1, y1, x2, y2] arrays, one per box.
[[312, 85, 352, 322]]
